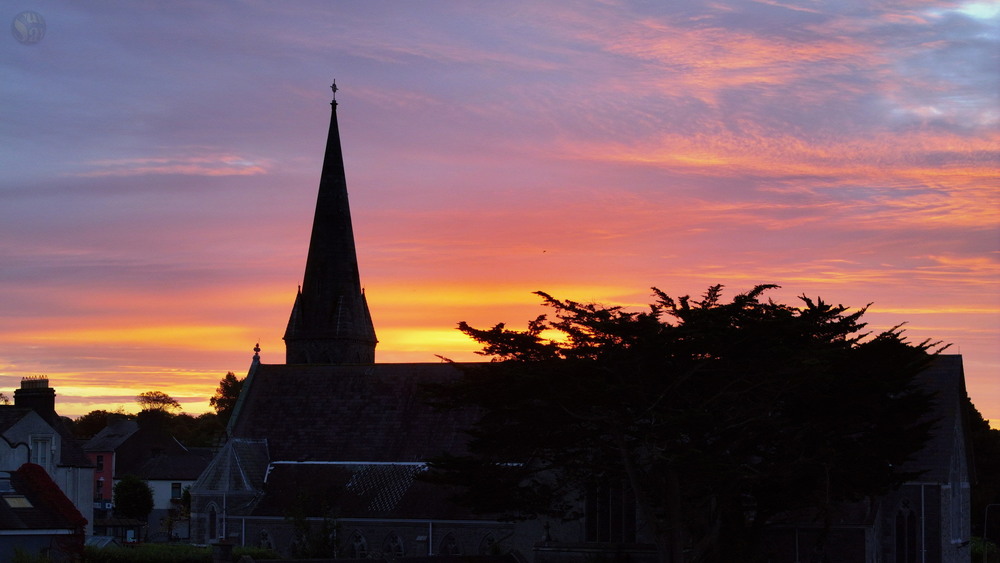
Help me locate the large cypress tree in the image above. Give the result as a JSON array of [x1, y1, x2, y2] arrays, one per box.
[[424, 284, 940, 563]]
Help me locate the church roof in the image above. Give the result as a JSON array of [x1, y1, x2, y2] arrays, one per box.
[[229, 362, 479, 463], [193, 438, 270, 494], [283, 86, 377, 364], [250, 462, 481, 520], [899, 354, 969, 482]]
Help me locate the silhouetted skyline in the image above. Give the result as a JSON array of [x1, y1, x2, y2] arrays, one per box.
[[1, 2, 996, 420]]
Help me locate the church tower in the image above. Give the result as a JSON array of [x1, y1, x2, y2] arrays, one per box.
[[283, 83, 377, 364]]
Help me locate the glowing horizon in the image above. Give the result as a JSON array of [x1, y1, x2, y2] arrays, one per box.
[[0, 1, 997, 423]]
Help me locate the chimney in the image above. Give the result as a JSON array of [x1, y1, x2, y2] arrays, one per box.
[[14, 377, 57, 424]]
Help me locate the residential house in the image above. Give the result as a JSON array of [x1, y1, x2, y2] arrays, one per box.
[[0, 378, 93, 536], [84, 411, 213, 541], [0, 462, 88, 562]]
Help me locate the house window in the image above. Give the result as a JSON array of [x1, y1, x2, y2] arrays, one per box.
[[95, 478, 104, 499], [96, 455, 104, 471], [171, 483, 182, 500], [30, 437, 52, 468]]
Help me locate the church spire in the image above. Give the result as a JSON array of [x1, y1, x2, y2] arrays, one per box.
[[283, 82, 377, 364]]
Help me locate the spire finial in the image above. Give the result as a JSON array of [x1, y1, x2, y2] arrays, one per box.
[[331, 80, 338, 103], [253, 342, 261, 360]]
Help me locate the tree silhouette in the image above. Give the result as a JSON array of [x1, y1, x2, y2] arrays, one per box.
[[209, 371, 244, 424], [424, 284, 940, 563], [114, 474, 154, 522], [72, 409, 116, 438], [136, 390, 181, 412]]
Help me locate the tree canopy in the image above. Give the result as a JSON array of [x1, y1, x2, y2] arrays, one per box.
[[424, 284, 941, 563], [72, 409, 115, 439], [113, 474, 154, 522], [209, 371, 244, 424], [136, 390, 181, 412]]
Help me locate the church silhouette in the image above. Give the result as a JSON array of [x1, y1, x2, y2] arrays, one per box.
[[189, 86, 972, 563]]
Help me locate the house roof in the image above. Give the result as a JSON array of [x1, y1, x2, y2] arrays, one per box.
[[131, 446, 215, 481], [229, 362, 479, 463], [52, 418, 93, 468], [0, 407, 93, 469], [83, 418, 139, 452], [0, 463, 87, 531], [0, 407, 37, 436]]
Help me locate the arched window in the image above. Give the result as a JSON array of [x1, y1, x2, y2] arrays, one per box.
[[895, 502, 917, 563], [383, 532, 405, 558], [207, 504, 218, 540], [351, 530, 368, 559], [258, 529, 274, 550], [440, 533, 460, 555], [478, 534, 497, 555]]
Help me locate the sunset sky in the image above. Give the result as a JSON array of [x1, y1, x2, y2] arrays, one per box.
[[1, 1, 997, 422]]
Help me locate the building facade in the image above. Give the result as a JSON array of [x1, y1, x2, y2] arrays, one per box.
[[0, 378, 94, 537]]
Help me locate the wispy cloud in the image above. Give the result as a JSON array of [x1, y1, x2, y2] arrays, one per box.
[[0, 0, 995, 423], [76, 153, 270, 177]]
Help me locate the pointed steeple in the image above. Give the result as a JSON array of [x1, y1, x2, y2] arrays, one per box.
[[283, 83, 377, 364]]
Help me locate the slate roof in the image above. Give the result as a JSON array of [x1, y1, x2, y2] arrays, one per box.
[[51, 418, 93, 468], [132, 446, 215, 481], [194, 438, 270, 494], [0, 463, 87, 531], [251, 462, 480, 520], [0, 407, 36, 436], [229, 362, 479, 463], [82, 418, 139, 452], [899, 354, 969, 482]]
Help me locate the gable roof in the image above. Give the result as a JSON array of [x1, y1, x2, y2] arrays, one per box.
[[131, 446, 215, 481], [193, 438, 269, 495], [0, 407, 38, 436], [83, 417, 138, 452], [0, 407, 92, 469], [229, 362, 479, 463], [900, 354, 969, 482]]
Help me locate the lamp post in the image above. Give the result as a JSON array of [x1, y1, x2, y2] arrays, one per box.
[[985, 504, 1000, 563]]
